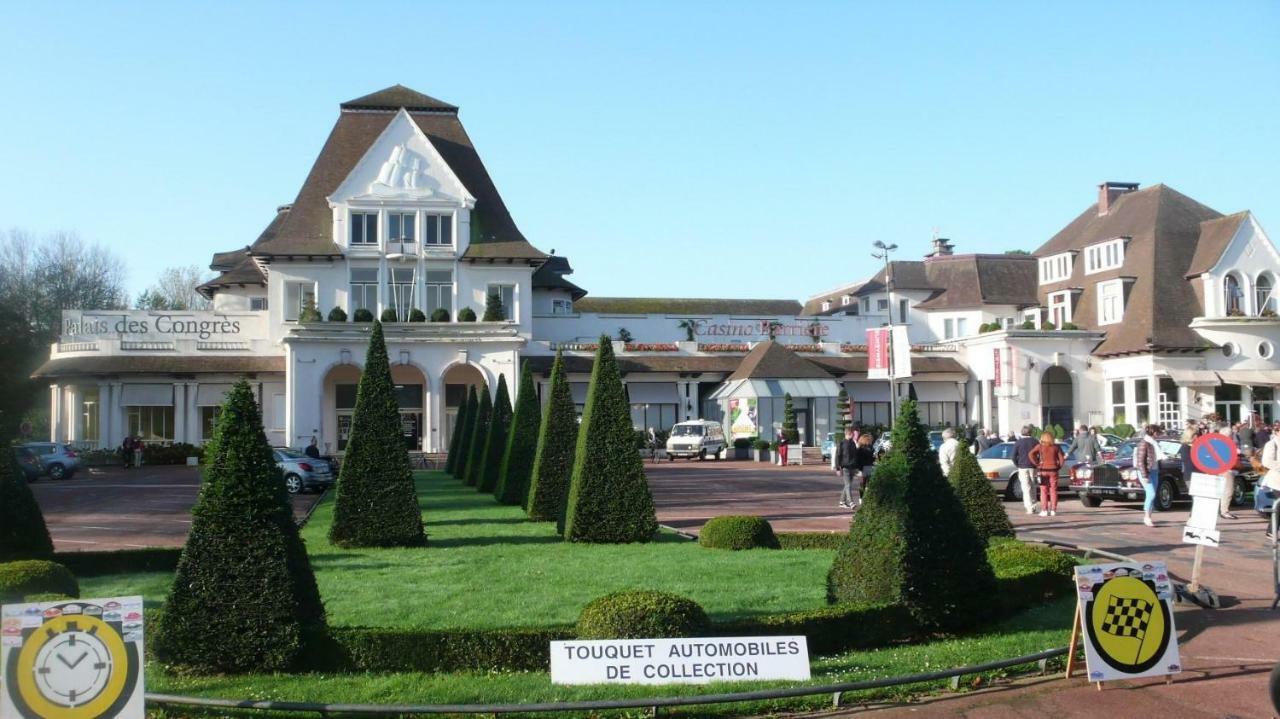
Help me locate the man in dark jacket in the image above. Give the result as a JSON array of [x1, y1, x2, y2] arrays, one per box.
[[834, 427, 858, 509], [1066, 425, 1101, 464], [1013, 426, 1039, 515]]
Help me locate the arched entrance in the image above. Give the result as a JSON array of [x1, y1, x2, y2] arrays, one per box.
[[322, 363, 430, 452], [390, 364, 428, 451], [441, 363, 485, 450], [1040, 366, 1073, 431]]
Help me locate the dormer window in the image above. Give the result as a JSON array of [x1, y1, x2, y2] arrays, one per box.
[[351, 212, 378, 245], [841, 296, 851, 306], [821, 301, 831, 312], [1047, 290, 1072, 326], [1084, 238, 1125, 274], [424, 213, 453, 246], [1038, 252, 1073, 284], [388, 212, 416, 243]]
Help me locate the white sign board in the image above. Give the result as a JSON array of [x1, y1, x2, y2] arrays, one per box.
[[1073, 562, 1181, 682], [2, 595, 145, 718], [1188, 472, 1225, 499], [550, 636, 810, 685], [1181, 526, 1221, 547]]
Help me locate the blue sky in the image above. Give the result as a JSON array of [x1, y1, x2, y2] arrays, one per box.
[[1, 1, 1276, 302]]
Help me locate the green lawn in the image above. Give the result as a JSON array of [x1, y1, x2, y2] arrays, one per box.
[[146, 595, 1075, 716], [85, 471, 834, 629]]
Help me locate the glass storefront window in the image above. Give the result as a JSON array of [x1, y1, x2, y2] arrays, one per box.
[[630, 403, 677, 432], [127, 406, 175, 442], [200, 406, 222, 442]]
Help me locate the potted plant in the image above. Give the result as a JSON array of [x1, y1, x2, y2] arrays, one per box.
[[353, 308, 374, 322], [752, 438, 771, 462], [732, 437, 752, 460]]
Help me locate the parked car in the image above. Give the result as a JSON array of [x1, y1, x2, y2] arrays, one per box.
[[821, 432, 836, 461], [976, 441, 1074, 502], [1069, 439, 1256, 511], [1095, 433, 1127, 461], [13, 447, 44, 482], [21, 442, 80, 480], [665, 420, 727, 461], [273, 447, 334, 494]]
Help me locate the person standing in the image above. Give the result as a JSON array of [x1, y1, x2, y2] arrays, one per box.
[[853, 433, 876, 505], [1067, 424, 1101, 465], [304, 436, 321, 459], [976, 429, 993, 453], [1029, 431, 1065, 517], [1013, 426, 1039, 515], [1259, 423, 1280, 539], [1237, 416, 1256, 456], [119, 436, 133, 469], [776, 429, 789, 466], [1135, 424, 1165, 527], [132, 437, 144, 469], [1216, 421, 1239, 520], [1256, 420, 1272, 451], [1179, 420, 1199, 482], [937, 427, 959, 476], [835, 427, 858, 508]]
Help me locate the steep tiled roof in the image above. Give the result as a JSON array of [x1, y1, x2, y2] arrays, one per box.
[[531, 255, 588, 300], [251, 87, 545, 262], [1185, 212, 1250, 278], [196, 255, 266, 298], [726, 341, 834, 381], [573, 297, 802, 315], [1033, 184, 1222, 356], [913, 254, 1039, 310]]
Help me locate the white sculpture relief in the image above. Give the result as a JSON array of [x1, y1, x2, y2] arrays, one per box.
[[370, 144, 441, 197]]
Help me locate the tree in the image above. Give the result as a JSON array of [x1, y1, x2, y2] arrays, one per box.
[[152, 382, 326, 672], [477, 374, 512, 494], [948, 440, 1015, 543], [482, 291, 505, 321], [1004, 249, 1030, 256], [496, 363, 541, 506], [451, 386, 479, 480], [564, 336, 657, 543], [0, 306, 41, 438], [835, 387, 851, 435], [134, 265, 213, 310], [781, 393, 799, 444], [444, 389, 471, 476], [464, 384, 492, 488], [0, 443, 54, 562], [328, 322, 425, 547], [827, 400, 995, 632], [527, 351, 578, 524]]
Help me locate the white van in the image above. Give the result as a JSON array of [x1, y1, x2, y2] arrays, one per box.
[[665, 420, 727, 461]]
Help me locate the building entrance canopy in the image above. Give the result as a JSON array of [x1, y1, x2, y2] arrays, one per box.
[[709, 378, 842, 400]]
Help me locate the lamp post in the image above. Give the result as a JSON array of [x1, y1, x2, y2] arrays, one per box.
[[872, 241, 898, 427]]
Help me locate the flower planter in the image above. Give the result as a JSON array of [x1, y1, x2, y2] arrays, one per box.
[[732, 447, 750, 460], [752, 448, 771, 462]]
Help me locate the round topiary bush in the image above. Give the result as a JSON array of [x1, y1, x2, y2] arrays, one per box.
[[408, 308, 426, 322], [353, 308, 374, 322], [430, 308, 450, 322], [380, 308, 399, 322], [699, 515, 781, 550], [0, 560, 79, 602], [458, 307, 477, 322], [327, 307, 348, 322], [576, 590, 709, 639]]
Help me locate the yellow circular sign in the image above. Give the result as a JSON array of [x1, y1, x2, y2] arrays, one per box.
[[5, 609, 139, 719], [1084, 574, 1171, 674]]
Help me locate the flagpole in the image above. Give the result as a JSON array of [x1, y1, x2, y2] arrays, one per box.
[[873, 241, 898, 428]]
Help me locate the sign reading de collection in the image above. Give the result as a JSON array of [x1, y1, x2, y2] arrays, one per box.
[[550, 636, 810, 685]]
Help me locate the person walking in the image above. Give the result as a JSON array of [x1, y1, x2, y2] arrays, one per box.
[[1237, 416, 1256, 456], [1028, 431, 1065, 517], [937, 427, 959, 476], [853, 433, 876, 505], [1013, 426, 1039, 515], [132, 437, 144, 469], [1179, 419, 1200, 482], [776, 429, 789, 466], [1216, 421, 1239, 520], [1135, 424, 1165, 527], [1259, 424, 1280, 539], [1066, 424, 1101, 464], [835, 427, 859, 509]]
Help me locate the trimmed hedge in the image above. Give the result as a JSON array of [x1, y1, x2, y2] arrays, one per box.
[[477, 374, 512, 494], [451, 386, 479, 480], [0, 447, 54, 562], [527, 352, 578, 526], [380, 308, 398, 322], [154, 381, 328, 673], [328, 322, 425, 548], [828, 400, 996, 632], [564, 337, 658, 543], [142, 442, 204, 466], [576, 590, 710, 640], [458, 307, 477, 322], [408, 308, 426, 322], [949, 440, 1015, 543], [0, 560, 79, 602], [986, 538, 1077, 613], [55, 548, 182, 577], [327, 307, 347, 322], [443, 389, 470, 476], [776, 532, 846, 551], [331, 626, 570, 672], [464, 385, 492, 488], [430, 308, 450, 322], [353, 308, 374, 322], [699, 516, 781, 550], [495, 363, 541, 506]]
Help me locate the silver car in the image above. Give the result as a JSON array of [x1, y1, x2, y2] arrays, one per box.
[[21, 443, 80, 480], [272, 448, 333, 494]]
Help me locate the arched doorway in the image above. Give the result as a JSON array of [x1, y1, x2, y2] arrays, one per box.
[[1040, 366, 1073, 431], [322, 363, 430, 451], [390, 364, 428, 451], [441, 363, 486, 450]]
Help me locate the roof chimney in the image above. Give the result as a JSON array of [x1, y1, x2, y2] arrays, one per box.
[[926, 237, 954, 258], [1097, 182, 1139, 216]]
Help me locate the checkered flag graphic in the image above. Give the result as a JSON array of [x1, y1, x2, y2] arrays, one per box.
[[1101, 595, 1152, 641]]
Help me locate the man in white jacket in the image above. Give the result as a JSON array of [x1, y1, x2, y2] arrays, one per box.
[[938, 428, 959, 477]]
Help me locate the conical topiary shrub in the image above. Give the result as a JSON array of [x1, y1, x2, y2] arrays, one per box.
[[835, 387, 850, 434], [948, 439, 1015, 543], [0, 443, 54, 562], [452, 386, 479, 480], [482, 291, 506, 322], [153, 382, 327, 672], [827, 400, 995, 631], [564, 336, 657, 543], [328, 321, 424, 547], [496, 363, 541, 506], [782, 393, 799, 443], [478, 374, 513, 494], [464, 384, 492, 488], [527, 351, 578, 523], [444, 390, 470, 476]]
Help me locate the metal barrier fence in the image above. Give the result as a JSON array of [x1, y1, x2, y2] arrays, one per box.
[[146, 646, 1067, 716]]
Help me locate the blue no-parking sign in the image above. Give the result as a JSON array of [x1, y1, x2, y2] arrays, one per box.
[[1190, 434, 1235, 476]]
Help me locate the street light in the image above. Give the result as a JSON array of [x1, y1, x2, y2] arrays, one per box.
[[871, 241, 899, 425]]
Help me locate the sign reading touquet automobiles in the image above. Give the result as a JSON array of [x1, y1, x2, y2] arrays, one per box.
[[550, 636, 811, 685]]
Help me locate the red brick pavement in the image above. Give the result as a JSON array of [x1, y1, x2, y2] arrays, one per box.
[[29, 465, 322, 551], [647, 459, 1279, 718]]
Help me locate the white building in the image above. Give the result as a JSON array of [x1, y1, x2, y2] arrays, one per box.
[[35, 88, 1280, 452]]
